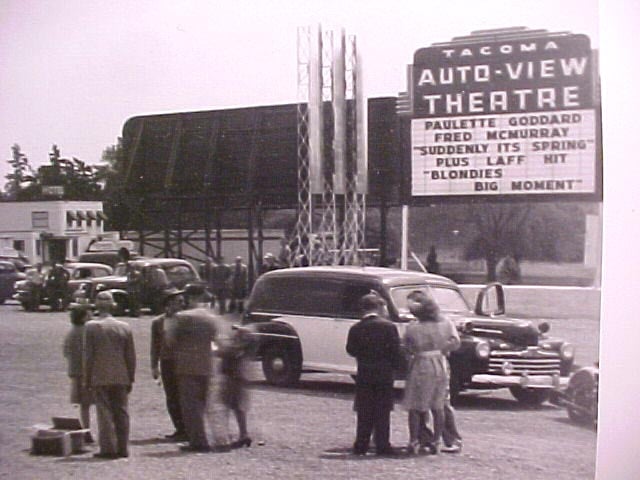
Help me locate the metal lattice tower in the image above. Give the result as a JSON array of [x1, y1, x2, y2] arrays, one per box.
[[316, 28, 337, 265], [341, 34, 367, 265], [294, 26, 365, 266], [293, 26, 312, 266]]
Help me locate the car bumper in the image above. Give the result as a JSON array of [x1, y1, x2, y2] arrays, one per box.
[[471, 373, 569, 390]]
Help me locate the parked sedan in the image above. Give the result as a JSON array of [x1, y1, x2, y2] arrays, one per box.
[[0, 261, 25, 304], [14, 262, 113, 311]]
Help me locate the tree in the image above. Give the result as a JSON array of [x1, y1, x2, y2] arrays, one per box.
[[3, 144, 35, 200], [464, 202, 532, 282], [100, 138, 133, 230], [39, 144, 104, 200]]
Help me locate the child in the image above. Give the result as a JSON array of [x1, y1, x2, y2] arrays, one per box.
[[63, 302, 95, 442], [219, 325, 256, 448]]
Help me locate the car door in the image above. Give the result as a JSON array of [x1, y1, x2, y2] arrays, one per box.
[[275, 277, 342, 370]]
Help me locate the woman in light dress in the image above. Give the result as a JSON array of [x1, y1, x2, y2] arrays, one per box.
[[403, 290, 460, 454]]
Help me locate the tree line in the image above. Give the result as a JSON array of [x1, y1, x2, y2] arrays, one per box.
[[2, 142, 124, 202]]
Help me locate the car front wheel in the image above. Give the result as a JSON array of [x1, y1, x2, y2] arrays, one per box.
[[566, 370, 598, 425], [509, 386, 550, 406], [262, 345, 302, 387]]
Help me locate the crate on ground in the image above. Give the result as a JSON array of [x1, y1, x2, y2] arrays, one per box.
[[31, 430, 72, 456], [30, 417, 90, 456]]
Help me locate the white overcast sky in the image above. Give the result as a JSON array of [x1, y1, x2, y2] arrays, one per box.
[[0, 0, 601, 178]]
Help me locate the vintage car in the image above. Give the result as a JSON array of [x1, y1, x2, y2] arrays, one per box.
[[14, 262, 113, 311], [243, 266, 575, 405], [0, 260, 26, 304], [553, 364, 599, 426], [74, 258, 200, 316]]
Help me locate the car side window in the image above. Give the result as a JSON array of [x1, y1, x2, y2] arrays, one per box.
[[339, 284, 376, 319], [164, 265, 196, 286], [74, 268, 91, 279], [250, 276, 340, 317]]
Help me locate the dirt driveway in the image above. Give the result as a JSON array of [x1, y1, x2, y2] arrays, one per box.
[[0, 302, 597, 480]]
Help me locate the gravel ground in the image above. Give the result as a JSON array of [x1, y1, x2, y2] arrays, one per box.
[[0, 294, 598, 480]]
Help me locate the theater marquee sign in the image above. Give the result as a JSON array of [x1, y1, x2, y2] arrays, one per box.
[[409, 33, 599, 198]]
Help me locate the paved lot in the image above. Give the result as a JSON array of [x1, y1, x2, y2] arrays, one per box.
[[0, 294, 598, 480]]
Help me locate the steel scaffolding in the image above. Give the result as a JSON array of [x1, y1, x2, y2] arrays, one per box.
[[294, 25, 366, 266]]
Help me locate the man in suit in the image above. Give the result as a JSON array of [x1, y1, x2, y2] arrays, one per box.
[[150, 289, 186, 441], [228, 256, 248, 314], [169, 283, 220, 452], [83, 291, 136, 459], [210, 257, 231, 315], [346, 292, 402, 456]]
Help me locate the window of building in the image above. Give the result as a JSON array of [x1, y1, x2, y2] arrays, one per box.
[[13, 240, 25, 253], [76, 210, 87, 227], [32, 211, 49, 228], [97, 211, 107, 228], [36, 240, 41, 256], [66, 211, 77, 228], [86, 211, 97, 227], [72, 238, 78, 257]]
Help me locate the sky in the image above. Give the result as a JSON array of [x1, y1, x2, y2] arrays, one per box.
[[0, 0, 601, 181]]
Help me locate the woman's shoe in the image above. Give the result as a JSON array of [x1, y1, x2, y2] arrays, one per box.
[[426, 442, 440, 455], [231, 437, 252, 449], [441, 440, 462, 453]]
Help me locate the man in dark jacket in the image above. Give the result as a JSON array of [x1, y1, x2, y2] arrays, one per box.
[[346, 292, 401, 456]]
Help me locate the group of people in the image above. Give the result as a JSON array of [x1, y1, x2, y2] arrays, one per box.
[[150, 283, 254, 453], [199, 256, 248, 315], [62, 252, 461, 459], [62, 283, 255, 459], [25, 261, 70, 305], [63, 290, 136, 458], [347, 289, 462, 456]]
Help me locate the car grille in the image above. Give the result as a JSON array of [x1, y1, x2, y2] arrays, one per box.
[[488, 349, 561, 376]]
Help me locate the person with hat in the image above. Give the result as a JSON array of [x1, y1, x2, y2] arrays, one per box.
[[228, 256, 248, 314], [346, 292, 402, 456], [150, 288, 186, 441], [83, 291, 136, 459], [260, 252, 279, 275], [210, 257, 231, 315], [403, 289, 460, 455], [169, 283, 222, 452], [63, 301, 95, 443]]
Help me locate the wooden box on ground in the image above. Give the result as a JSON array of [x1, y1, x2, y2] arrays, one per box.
[[30, 417, 90, 456], [31, 430, 72, 456]]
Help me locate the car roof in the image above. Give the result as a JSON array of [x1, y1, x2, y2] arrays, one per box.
[[128, 258, 193, 267], [260, 266, 457, 288], [66, 262, 114, 270]]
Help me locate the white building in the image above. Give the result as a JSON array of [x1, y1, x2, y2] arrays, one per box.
[[0, 201, 108, 264]]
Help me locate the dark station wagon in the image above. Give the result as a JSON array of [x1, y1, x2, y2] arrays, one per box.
[[244, 266, 575, 405]]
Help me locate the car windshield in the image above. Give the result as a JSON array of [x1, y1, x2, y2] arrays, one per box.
[[164, 264, 196, 286], [391, 285, 470, 315]]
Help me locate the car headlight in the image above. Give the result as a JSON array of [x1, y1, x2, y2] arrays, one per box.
[[560, 342, 575, 360], [475, 341, 490, 359]]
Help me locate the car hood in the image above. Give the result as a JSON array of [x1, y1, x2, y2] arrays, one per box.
[[447, 312, 539, 347]]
